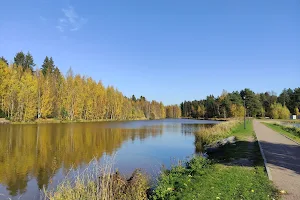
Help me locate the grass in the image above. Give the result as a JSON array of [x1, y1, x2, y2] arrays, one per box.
[[260, 119, 300, 124], [262, 122, 300, 143], [208, 120, 260, 162], [195, 119, 241, 145], [151, 157, 278, 200], [151, 120, 279, 200], [42, 157, 149, 200]]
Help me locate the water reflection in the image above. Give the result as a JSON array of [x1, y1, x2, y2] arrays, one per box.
[[181, 123, 214, 135], [0, 119, 218, 198]]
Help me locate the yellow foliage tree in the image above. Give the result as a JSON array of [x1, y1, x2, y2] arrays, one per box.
[[230, 104, 244, 118], [40, 72, 54, 118], [18, 69, 38, 121], [0, 60, 169, 121], [270, 103, 290, 119]]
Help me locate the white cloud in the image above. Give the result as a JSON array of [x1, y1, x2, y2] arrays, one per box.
[[56, 6, 87, 32]]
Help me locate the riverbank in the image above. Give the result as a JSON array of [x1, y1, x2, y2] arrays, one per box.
[[259, 118, 300, 124], [43, 120, 280, 200], [151, 120, 279, 199], [181, 117, 229, 121], [0, 118, 10, 124], [8, 117, 149, 124], [5, 117, 223, 125]]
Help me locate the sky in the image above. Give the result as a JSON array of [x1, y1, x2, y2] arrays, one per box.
[[0, 0, 299, 105]]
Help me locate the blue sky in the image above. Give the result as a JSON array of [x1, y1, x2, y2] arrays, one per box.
[[0, 0, 299, 105]]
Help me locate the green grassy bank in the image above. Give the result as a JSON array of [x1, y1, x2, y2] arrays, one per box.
[[151, 121, 279, 200], [262, 122, 300, 143]]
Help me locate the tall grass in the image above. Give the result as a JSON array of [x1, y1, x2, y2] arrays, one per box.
[[42, 156, 149, 200], [195, 120, 241, 145]]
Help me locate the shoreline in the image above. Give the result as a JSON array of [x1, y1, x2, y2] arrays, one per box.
[[9, 118, 149, 125], [1, 117, 224, 125], [42, 119, 280, 199]]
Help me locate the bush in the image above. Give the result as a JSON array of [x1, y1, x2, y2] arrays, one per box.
[[0, 109, 6, 118]]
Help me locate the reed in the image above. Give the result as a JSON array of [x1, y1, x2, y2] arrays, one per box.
[[195, 120, 241, 145], [42, 156, 149, 200]]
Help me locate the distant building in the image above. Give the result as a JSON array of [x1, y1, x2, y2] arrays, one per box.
[[291, 115, 297, 120]]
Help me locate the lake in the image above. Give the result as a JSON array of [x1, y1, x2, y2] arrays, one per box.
[[0, 119, 219, 199], [281, 122, 300, 128]]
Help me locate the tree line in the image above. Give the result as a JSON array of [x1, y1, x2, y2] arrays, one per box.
[[181, 88, 300, 119], [0, 52, 181, 122]]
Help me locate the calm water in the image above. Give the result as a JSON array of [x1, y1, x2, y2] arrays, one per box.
[[0, 119, 219, 199], [281, 122, 300, 128]]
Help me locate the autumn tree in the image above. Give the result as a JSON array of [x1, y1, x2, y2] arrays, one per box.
[[270, 103, 290, 119], [0, 56, 8, 65], [230, 104, 244, 118], [39, 71, 54, 118]]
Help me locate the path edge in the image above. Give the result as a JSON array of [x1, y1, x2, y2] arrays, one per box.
[[276, 131, 300, 146], [260, 121, 300, 145], [254, 121, 273, 180]]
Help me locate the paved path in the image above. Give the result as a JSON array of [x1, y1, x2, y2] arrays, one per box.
[[253, 120, 300, 200]]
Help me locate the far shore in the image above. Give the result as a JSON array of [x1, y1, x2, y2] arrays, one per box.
[[2, 117, 149, 125], [0, 117, 227, 125], [5, 117, 299, 125]]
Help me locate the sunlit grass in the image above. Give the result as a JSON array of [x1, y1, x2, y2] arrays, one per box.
[[263, 122, 300, 143], [195, 119, 241, 145], [151, 157, 278, 200], [42, 156, 149, 200]]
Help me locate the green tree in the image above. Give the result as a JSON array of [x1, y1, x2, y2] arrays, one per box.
[[278, 88, 294, 113], [24, 52, 35, 72], [14, 51, 35, 71], [14, 51, 25, 67], [131, 95, 137, 102], [41, 56, 55, 75], [240, 88, 262, 117], [295, 107, 300, 116]]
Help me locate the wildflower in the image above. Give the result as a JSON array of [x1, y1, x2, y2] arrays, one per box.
[[216, 197, 220, 200], [251, 189, 254, 193]]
